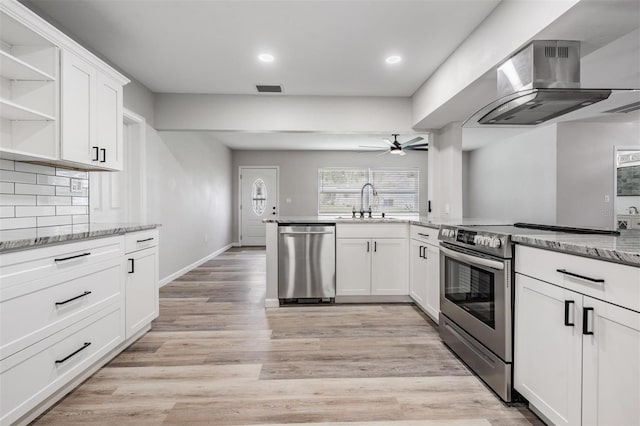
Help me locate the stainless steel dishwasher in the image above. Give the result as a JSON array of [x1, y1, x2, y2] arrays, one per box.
[[278, 225, 335, 303]]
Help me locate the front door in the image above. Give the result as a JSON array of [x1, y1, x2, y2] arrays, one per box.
[[240, 167, 278, 246]]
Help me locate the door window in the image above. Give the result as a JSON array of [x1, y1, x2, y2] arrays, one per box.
[[251, 178, 267, 216]]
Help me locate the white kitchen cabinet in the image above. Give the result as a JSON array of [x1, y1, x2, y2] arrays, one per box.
[[424, 243, 440, 321], [409, 239, 427, 306], [124, 231, 159, 339], [371, 238, 408, 295], [61, 51, 124, 171], [514, 274, 583, 426], [582, 297, 640, 426], [336, 238, 371, 296], [336, 224, 408, 298], [514, 245, 640, 426]]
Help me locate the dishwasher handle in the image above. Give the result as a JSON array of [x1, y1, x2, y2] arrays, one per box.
[[280, 231, 335, 235]]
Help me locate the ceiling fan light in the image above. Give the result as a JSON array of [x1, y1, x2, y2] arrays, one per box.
[[390, 149, 403, 155]]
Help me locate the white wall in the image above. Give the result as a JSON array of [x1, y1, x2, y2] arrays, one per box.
[[154, 94, 413, 133], [147, 131, 233, 280], [556, 121, 640, 228], [231, 150, 428, 242], [465, 124, 557, 223]]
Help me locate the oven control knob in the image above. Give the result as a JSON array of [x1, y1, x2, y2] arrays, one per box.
[[490, 237, 502, 248]]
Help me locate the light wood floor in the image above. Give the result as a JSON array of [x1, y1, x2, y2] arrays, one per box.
[[33, 247, 542, 425]]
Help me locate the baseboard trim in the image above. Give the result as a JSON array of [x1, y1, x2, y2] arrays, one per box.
[[159, 243, 233, 287], [264, 298, 280, 308]]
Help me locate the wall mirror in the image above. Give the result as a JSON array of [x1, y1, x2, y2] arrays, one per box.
[[614, 146, 640, 229]]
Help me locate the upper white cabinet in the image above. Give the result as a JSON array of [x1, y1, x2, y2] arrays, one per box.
[[0, 0, 129, 170], [0, 8, 59, 161], [514, 245, 640, 426], [336, 224, 408, 297]]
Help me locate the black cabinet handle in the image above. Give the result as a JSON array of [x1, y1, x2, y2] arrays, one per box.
[[564, 300, 575, 326], [419, 246, 424, 258], [92, 146, 99, 161], [583, 307, 594, 335], [136, 237, 154, 243], [100, 148, 106, 163], [129, 258, 135, 274], [55, 342, 91, 364], [374, 241, 377, 252], [557, 269, 604, 283], [366, 241, 370, 252], [55, 291, 92, 306], [417, 232, 430, 238], [54, 252, 90, 262]]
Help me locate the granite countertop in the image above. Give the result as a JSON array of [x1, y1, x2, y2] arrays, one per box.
[[263, 216, 507, 229], [512, 230, 640, 267], [0, 223, 161, 253]]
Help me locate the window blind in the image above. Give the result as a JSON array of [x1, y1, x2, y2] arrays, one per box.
[[318, 167, 419, 215]]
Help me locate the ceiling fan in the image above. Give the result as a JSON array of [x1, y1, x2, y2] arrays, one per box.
[[360, 134, 428, 156]]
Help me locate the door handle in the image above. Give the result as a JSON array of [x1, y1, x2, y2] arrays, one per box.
[[100, 148, 106, 163], [374, 241, 377, 252], [583, 307, 594, 335], [128, 258, 135, 274], [367, 241, 370, 252], [564, 300, 575, 326], [92, 146, 99, 161], [419, 246, 424, 258]]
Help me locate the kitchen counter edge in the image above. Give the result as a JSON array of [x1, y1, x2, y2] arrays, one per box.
[[0, 224, 162, 253]]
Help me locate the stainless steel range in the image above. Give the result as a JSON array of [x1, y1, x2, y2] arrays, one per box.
[[438, 224, 516, 402]]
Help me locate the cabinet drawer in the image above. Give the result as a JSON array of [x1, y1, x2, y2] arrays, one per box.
[[410, 225, 439, 245], [0, 305, 123, 425], [0, 236, 124, 291], [336, 223, 408, 239], [1, 257, 123, 359], [515, 245, 640, 312], [125, 229, 158, 254]]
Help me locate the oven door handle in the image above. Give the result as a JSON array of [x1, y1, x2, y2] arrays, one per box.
[[439, 246, 505, 271]]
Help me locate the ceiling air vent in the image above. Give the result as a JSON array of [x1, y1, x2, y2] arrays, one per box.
[[604, 101, 640, 114], [256, 85, 282, 93]]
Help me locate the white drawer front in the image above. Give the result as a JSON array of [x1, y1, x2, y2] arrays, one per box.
[[410, 225, 439, 245], [0, 305, 123, 425], [336, 223, 408, 239], [1, 257, 123, 359], [125, 229, 158, 254], [516, 245, 640, 312], [0, 236, 124, 291]]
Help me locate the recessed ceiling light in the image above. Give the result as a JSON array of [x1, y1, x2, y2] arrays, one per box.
[[385, 55, 402, 64], [258, 53, 274, 62]]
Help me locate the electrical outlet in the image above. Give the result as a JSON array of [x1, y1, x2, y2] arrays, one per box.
[[604, 195, 610, 203]]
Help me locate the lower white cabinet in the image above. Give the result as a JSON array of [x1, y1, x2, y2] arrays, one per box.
[[125, 244, 159, 339], [515, 273, 640, 426], [424, 243, 440, 321], [336, 238, 371, 296], [371, 239, 408, 295], [409, 235, 440, 322]]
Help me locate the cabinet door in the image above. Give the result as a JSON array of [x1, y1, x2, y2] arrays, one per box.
[[409, 239, 427, 306], [125, 247, 158, 338], [336, 239, 371, 296], [582, 297, 640, 426], [96, 72, 123, 170], [514, 274, 582, 426], [371, 238, 408, 295], [61, 50, 96, 166], [424, 244, 440, 322]]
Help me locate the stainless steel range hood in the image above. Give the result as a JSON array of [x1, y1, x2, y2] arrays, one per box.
[[465, 40, 638, 126]]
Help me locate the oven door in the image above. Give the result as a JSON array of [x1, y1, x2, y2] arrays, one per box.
[[439, 243, 512, 362]]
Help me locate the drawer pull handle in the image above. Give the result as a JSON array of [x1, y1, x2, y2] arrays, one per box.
[[55, 291, 92, 306], [136, 237, 154, 243], [55, 342, 91, 364], [129, 258, 135, 274], [556, 269, 604, 283], [417, 232, 430, 237], [564, 300, 575, 326], [54, 252, 91, 262], [583, 307, 594, 335]]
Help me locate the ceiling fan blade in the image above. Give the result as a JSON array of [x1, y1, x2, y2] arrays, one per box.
[[405, 143, 429, 150], [376, 150, 390, 156], [400, 136, 424, 148], [359, 145, 387, 149]]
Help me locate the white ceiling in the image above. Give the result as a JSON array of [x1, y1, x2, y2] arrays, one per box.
[[203, 131, 429, 151], [23, 0, 500, 96]]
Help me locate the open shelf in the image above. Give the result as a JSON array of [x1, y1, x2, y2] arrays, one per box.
[[0, 50, 55, 81], [0, 98, 55, 121]]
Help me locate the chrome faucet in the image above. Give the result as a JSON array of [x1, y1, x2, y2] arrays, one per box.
[[359, 183, 378, 218], [629, 206, 639, 214]]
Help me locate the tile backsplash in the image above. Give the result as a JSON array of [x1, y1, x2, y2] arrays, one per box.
[[0, 159, 90, 237]]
